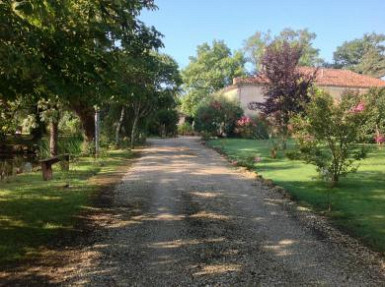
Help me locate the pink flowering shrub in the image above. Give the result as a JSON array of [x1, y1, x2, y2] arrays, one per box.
[[195, 97, 243, 137], [236, 116, 255, 127], [350, 102, 365, 113], [235, 116, 269, 139]]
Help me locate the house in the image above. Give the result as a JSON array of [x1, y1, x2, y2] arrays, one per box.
[[222, 67, 385, 116]]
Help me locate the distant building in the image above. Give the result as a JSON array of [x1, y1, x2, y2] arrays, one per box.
[[222, 67, 385, 116]]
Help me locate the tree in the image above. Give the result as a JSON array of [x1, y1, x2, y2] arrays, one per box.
[[0, 99, 20, 142], [1, 0, 163, 153], [333, 33, 385, 78], [243, 31, 272, 73], [291, 90, 367, 194], [181, 40, 246, 116], [112, 51, 181, 148], [243, 28, 323, 73], [278, 28, 322, 67], [250, 41, 317, 148], [38, 97, 63, 156]]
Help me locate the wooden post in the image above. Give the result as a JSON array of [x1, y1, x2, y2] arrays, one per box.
[[95, 107, 100, 157], [41, 162, 53, 181]]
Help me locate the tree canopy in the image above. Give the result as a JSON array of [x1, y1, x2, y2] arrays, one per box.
[[243, 28, 323, 73], [250, 41, 317, 146], [333, 33, 385, 78], [181, 40, 246, 116], [0, 0, 181, 151]]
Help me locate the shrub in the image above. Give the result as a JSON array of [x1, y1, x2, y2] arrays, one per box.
[[291, 89, 367, 190], [178, 122, 195, 136], [285, 150, 302, 160], [200, 131, 212, 141], [359, 88, 385, 145], [235, 116, 269, 139], [195, 96, 243, 137], [341, 88, 385, 144]]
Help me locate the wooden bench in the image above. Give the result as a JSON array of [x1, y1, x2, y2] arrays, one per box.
[[40, 153, 69, 181]]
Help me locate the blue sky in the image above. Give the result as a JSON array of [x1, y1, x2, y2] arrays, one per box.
[[140, 0, 385, 70]]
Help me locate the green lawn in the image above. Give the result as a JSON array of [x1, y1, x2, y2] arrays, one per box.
[[208, 139, 385, 254], [0, 150, 132, 264]]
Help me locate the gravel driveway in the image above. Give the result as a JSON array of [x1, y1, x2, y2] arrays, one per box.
[[64, 137, 384, 286]]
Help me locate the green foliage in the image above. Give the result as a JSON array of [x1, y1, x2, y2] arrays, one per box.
[[112, 51, 181, 148], [234, 116, 269, 139], [243, 28, 323, 72], [149, 109, 179, 137], [291, 90, 366, 187], [58, 111, 82, 137], [333, 33, 385, 78], [36, 134, 83, 159], [362, 88, 385, 142], [195, 95, 243, 137], [38, 97, 61, 124], [177, 122, 195, 136], [0, 0, 166, 148], [0, 100, 18, 141], [181, 40, 246, 116], [250, 41, 316, 148], [58, 135, 83, 156], [342, 88, 385, 143], [180, 89, 208, 116]]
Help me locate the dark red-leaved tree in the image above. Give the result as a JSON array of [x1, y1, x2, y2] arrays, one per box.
[[249, 41, 317, 148]]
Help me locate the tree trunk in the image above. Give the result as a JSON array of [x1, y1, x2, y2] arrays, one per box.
[[331, 174, 338, 187], [72, 103, 95, 145], [130, 114, 139, 149], [115, 106, 126, 148], [31, 106, 46, 142], [49, 121, 58, 157]]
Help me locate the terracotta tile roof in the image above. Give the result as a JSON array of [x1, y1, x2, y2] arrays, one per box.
[[233, 74, 269, 85], [233, 67, 385, 89]]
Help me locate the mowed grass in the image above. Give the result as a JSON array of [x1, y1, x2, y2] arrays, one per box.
[[208, 139, 385, 253], [0, 150, 132, 264]]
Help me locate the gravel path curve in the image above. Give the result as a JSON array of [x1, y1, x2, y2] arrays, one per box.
[[64, 137, 384, 286]]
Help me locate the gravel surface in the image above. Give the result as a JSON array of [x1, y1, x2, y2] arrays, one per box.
[[62, 137, 385, 286]]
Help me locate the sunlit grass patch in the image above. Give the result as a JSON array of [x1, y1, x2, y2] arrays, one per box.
[[0, 150, 132, 264]]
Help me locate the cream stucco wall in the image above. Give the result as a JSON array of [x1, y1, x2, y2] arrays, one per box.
[[238, 85, 265, 116], [223, 84, 265, 116], [223, 84, 371, 116]]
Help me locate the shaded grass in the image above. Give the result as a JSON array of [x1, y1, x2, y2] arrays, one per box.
[[208, 138, 385, 253], [0, 150, 132, 264]]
